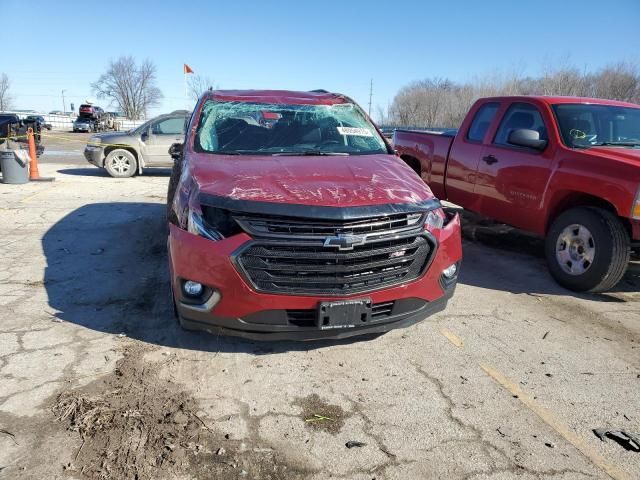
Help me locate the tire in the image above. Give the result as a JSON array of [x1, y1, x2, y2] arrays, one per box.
[[545, 207, 630, 292], [104, 149, 137, 178]]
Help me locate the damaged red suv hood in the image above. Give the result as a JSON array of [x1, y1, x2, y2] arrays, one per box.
[[189, 152, 434, 207]]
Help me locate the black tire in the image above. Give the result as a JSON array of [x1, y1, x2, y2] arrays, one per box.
[[545, 207, 630, 292], [104, 149, 137, 178]]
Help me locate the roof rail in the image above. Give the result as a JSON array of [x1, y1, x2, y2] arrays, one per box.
[[309, 89, 329, 93]]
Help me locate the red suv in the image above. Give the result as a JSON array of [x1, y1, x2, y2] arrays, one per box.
[[167, 90, 462, 340]]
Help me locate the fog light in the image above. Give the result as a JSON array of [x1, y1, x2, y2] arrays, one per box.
[[183, 280, 203, 297], [442, 264, 457, 279]]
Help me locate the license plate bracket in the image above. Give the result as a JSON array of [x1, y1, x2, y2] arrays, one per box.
[[317, 299, 372, 330]]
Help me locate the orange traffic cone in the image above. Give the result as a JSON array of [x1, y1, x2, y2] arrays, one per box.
[[27, 127, 54, 182], [27, 128, 39, 179]]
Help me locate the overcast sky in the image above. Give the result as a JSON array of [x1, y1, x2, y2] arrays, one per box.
[[2, 0, 639, 118]]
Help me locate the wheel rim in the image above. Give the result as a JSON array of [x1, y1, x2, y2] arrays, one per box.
[[109, 154, 131, 175], [555, 224, 596, 275]]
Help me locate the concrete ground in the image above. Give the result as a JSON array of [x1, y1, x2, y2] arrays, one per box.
[[0, 149, 639, 479]]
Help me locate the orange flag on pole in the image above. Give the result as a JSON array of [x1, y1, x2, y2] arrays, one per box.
[[184, 64, 194, 74]]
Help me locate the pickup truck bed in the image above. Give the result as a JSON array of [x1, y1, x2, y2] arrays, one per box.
[[392, 129, 454, 200]]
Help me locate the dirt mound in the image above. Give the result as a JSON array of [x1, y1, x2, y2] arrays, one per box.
[[52, 344, 303, 479], [53, 345, 210, 479]]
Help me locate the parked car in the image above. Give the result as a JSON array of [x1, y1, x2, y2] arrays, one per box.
[[165, 89, 462, 340], [0, 113, 44, 157], [0, 113, 21, 129], [393, 95, 640, 292], [25, 115, 52, 130], [84, 111, 189, 177], [0, 114, 21, 147], [78, 104, 104, 118], [73, 117, 94, 132]]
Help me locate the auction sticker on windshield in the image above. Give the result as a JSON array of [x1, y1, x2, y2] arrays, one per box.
[[337, 126, 373, 137]]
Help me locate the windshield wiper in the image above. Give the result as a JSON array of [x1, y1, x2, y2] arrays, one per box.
[[211, 150, 241, 155], [592, 142, 640, 147], [271, 151, 349, 156]]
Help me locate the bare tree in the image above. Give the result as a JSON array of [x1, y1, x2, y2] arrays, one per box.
[[0, 73, 13, 111], [188, 74, 215, 102], [92, 56, 163, 119], [592, 62, 639, 102], [390, 61, 640, 128]]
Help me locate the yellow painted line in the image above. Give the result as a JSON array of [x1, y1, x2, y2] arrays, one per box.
[[440, 328, 464, 347], [480, 363, 630, 480], [21, 183, 57, 204]]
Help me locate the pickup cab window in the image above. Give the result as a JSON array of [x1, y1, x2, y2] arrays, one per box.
[[466, 103, 499, 142], [195, 101, 389, 156], [553, 104, 640, 148], [494, 103, 547, 147]]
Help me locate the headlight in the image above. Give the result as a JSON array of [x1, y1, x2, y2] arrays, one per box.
[[187, 208, 224, 241], [425, 208, 445, 230], [632, 187, 640, 220], [88, 136, 101, 146]]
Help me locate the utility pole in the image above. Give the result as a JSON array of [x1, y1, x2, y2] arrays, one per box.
[[368, 79, 373, 117], [61, 90, 66, 113]]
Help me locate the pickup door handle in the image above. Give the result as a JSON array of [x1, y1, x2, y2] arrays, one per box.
[[482, 155, 498, 165]]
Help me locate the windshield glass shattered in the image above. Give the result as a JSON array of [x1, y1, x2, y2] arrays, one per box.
[[553, 104, 640, 148], [194, 100, 388, 155]]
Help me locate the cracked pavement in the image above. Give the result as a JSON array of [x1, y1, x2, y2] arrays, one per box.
[[0, 157, 639, 479]]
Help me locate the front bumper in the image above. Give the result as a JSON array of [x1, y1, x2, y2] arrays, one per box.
[[84, 146, 104, 166], [176, 288, 455, 341], [168, 213, 462, 341]]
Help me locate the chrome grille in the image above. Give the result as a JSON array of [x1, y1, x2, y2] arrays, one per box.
[[234, 212, 434, 295]]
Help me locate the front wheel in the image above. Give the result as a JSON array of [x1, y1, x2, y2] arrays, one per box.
[[104, 149, 137, 178], [545, 207, 630, 292]]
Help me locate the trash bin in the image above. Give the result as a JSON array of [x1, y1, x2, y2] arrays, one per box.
[[0, 150, 29, 184]]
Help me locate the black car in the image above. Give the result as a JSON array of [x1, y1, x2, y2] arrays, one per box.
[[25, 115, 52, 130], [0, 114, 21, 141]]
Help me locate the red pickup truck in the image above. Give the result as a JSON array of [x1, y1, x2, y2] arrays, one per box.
[[167, 89, 462, 340], [394, 96, 640, 292]]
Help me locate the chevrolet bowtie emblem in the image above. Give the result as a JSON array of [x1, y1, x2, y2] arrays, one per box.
[[323, 233, 366, 251]]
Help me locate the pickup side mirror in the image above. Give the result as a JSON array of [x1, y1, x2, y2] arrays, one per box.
[[169, 142, 183, 161], [508, 128, 547, 151]]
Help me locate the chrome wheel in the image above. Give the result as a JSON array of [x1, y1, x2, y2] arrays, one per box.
[[555, 224, 595, 275], [109, 154, 132, 175]]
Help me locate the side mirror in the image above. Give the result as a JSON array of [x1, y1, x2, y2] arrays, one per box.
[[141, 130, 149, 141], [169, 142, 183, 161], [508, 128, 547, 150]]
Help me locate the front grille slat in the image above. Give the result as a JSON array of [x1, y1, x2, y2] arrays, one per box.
[[235, 212, 434, 296], [235, 212, 424, 239], [242, 249, 419, 273], [249, 264, 413, 284]]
